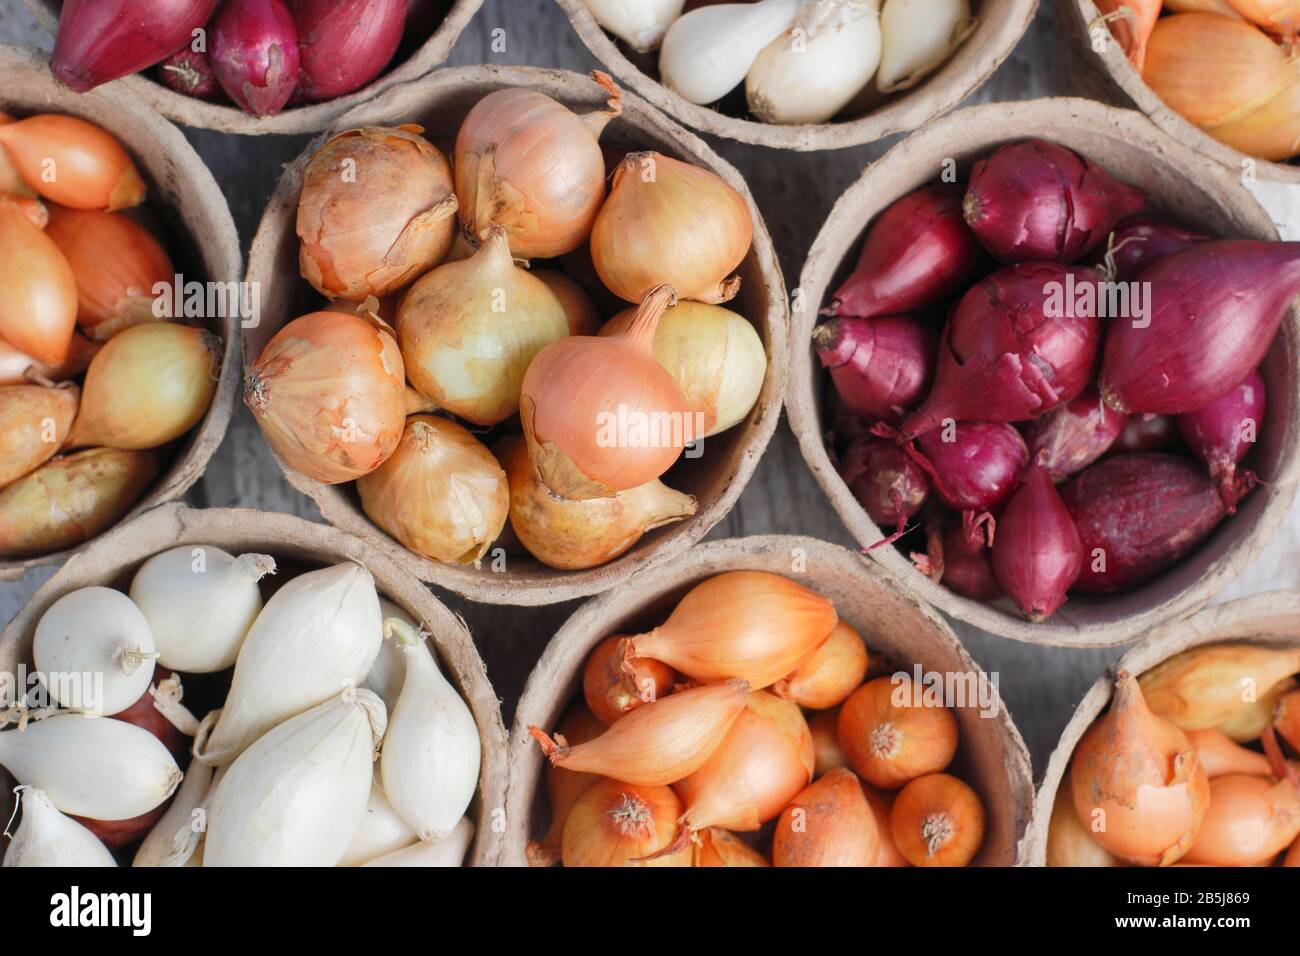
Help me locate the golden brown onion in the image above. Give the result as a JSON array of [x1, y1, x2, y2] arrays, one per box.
[[0, 383, 79, 488], [0, 202, 78, 366], [0, 114, 146, 211]]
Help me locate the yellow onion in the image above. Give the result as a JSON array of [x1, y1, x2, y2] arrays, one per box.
[[1225, 0, 1300, 32], [0, 114, 146, 211], [44, 206, 175, 341], [396, 226, 568, 426], [357, 415, 508, 565], [1182, 774, 1300, 865], [453, 73, 622, 259], [591, 151, 753, 305], [0, 447, 157, 559], [297, 125, 458, 301], [1070, 671, 1211, 866], [520, 284, 693, 499], [0, 110, 36, 199], [1046, 774, 1123, 867], [838, 675, 959, 789], [1221, 677, 1295, 742], [772, 767, 879, 867], [600, 300, 766, 438], [1204, 75, 1300, 163], [0, 202, 78, 366], [527, 702, 604, 868], [0, 333, 98, 387], [692, 828, 770, 867], [1139, 642, 1300, 731], [772, 620, 869, 710], [65, 322, 219, 451], [496, 435, 696, 571], [245, 310, 406, 484], [0, 383, 79, 488], [561, 778, 691, 867], [534, 269, 602, 336], [1186, 728, 1273, 777]]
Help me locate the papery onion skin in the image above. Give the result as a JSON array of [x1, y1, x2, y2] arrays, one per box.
[[0, 115, 146, 212], [1095, 0, 1159, 70], [0, 384, 79, 489], [838, 676, 958, 789], [157, 47, 220, 100], [1046, 776, 1123, 867], [297, 125, 457, 301], [890, 772, 985, 867], [561, 778, 691, 867], [245, 310, 407, 484], [991, 464, 1083, 622], [454, 73, 621, 259], [913, 421, 1029, 517], [357, 415, 508, 564], [837, 436, 929, 534], [1023, 389, 1128, 482], [211, 0, 302, 118], [0, 447, 157, 560], [591, 151, 753, 305], [0, 203, 78, 366], [1087, 218, 1207, 282], [773, 767, 879, 867], [1137, 643, 1300, 731], [1177, 369, 1265, 515], [529, 702, 603, 868], [814, 316, 937, 426], [1181, 774, 1300, 866], [774, 620, 869, 710], [693, 827, 770, 867], [292, 0, 408, 102], [1186, 728, 1273, 778], [584, 635, 678, 725]]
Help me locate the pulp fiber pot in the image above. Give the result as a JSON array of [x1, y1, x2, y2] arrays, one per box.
[[1056, 0, 1300, 184], [245, 65, 789, 607], [555, 0, 1038, 151], [0, 503, 509, 867], [22, 0, 484, 136], [1021, 590, 1300, 866], [788, 96, 1300, 646], [0, 44, 242, 581], [503, 534, 1033, 866]]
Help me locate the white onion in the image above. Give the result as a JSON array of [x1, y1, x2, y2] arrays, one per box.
[[132, 760, 214, 867], [33, 587, 156, 716], [659, 0, 801, 105], [338, 776, 417, 866], [361, 599, 421, 713], [129, 545, 274, 674], [876, 0, 973, 92], [194, 562, 383, 766], [3, 787, 117, 867], [0, 714, 181, 820], [204, 690, 386, 867], [379, 620, 480, 843], [360, 816, 474, 867], [584, 0, 685, 51]]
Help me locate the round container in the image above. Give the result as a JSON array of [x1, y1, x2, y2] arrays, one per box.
[[788, 96, 1300, 646], [0, 44, 242, 581], [23, 0, 484, 136], [0, 503, 509, 866], [555, 0, 1038, 151], [245, 65, 789, 606], [1021, 590, 1300, 866], [504, 534, 1034, 866]]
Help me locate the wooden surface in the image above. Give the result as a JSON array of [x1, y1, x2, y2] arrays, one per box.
[[3, 0, 1299, 777]]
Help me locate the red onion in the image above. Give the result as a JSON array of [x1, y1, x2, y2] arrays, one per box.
[[1060, 453, 1237, 593], [1088, 217, 1206, 282], [825, 185, 982, 319], [839, 437, 929, 535], [963, 140, 1146, 264], [912, 422, 1028, 538], [1177, 370, 1265, 515], [212, 0, 301, 117], [813, 316, 936, 425], [49, 0, 219, 93], [1112, 413, 1179, 454], [291, 0, 408, 102], [1022, 388, 1127, 481], [936, 520, 1004, 601], [826, 390, 873, 445], [1100, 240, 1300, 415], [898, 263, 1102, 440], [157, 47, 220, 100], [991, 464, 1083, 621]]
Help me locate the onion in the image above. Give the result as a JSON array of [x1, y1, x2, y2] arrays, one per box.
[[1186, 728, 1273, 778], [211, 0, 301, 117], [963, 140, 1146, 263], [66, 322, 220, 451], [912, 422, 1029, 535], [360, 599, 420, 712], [591, 151, 753, 305], [583, 635, 678, 726], [0, 115, 146, 212], [921, 519, 1003, 601], [1177, 369, 1265, 515], [1223, 678, 1296, 743], [877, 0, 974, 90], [0, 334, 98, 388], [0, 203, 78, 366], [297, 126, 457, 301], [291, 0, 407, 102], [584, 0, 685, 51], [535, 270, 602, 336], [157, 47, 220, 100], [1022, 388, 1128, 482], [0, 110, 36, 199], [3, 788, 116, 868], [864, 783, 909, 866], [1112, 412, 1180, 454], [1, 195, 48, 229], [245, 310, 407, 484], [658, 0, 799, 105], [1088, 217, 1207, 282], [362, 817, 474, 867], [528, 702, 603, 867], [561, 778, 691, 867], [1094, 0, 1160, 69], [890, 773, 985, 867], [1045, 777, 1122, 867], [838, 675, 958, 789], [693, 828, 770, 867], [0, 383, 78, 489], [773, 767, 879, 867], [813, 316, 937, 425], [1182, 774, 1300, 866], [339, 782, 418, 867], [1100, 240, 1300, 415], [106, 667, 190, 762], [837, 436, 929, 536], [991, 464, 1083, 622], [454, 73, 621, 259], [773, 620, 869, 710], [1277, 688, 1300, 753], [1137, 643, 1300, 731], [396, 227, 568, 426], [809, 708, 848, 778]]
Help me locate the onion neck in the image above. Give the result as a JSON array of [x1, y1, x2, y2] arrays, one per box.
[[580, 71, 624, 139], [233, 552, 276, 584], [619, 284, 677, 354]]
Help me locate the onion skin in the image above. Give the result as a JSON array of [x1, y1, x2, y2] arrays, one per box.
[[0, 447, 158, 559], [1060, 453, 1234, 594], [0, 110, 36, 199], [963, 140, 1146, 263], [1222, 678, 1295, 743], [0, 334, 98, 388], [913, 421, 1029, 516], [0, 203, 78, 366], [0, 384, 79, 489], [291, 0, 407, 103], [528, 702, 603, 868], [826, 185, 982, 319], [1186, 728, 1273, 778], [814, 316, 936, 425], [211, 0, 302, 118], [838, 436, 929, 534], [1138, 643, 1300, 731], [991, 464, 1083, 622], [693, 828, 770, 867], [0, 115, 146, 212], [773, 767, 879, 867], [838, 676, 958, 789], [246, 310, 406, 484], [583, 635, 678, 725], [1100, 240, 1300, 415], [773, 620, 869, 710], [1177, 369, 1265, 515], [1182, 774, 1300, 866], [891, 773, 986, 867], [561, 778, 691, 867], [1046, 776, 1123, 867], [1087, 218, 1206, 282], [297, 126, 457, 301], [1023, 389, 1128, 482]]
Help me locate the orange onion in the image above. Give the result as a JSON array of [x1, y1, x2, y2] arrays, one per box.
[[863, 783, 910, 867], [452, 72, 622, 259], [583, 635, 678, 725], [1, 194, 48, 229], [396, 225, 568, 426], [772, 767, 879, 867], [810, 707, 848, 778], [1095, 0, 1160, 71], [0, 114, 146, 211], [297, 125, 458, 301], [1071, 671, 1211, 866], [0, 202, 78, 366], [1046, 773, 1124, 867], [1224, 0, 1300, 33], [529, 679, 750, 786], [838, 675, 958, 789], [520, 283, 693, 499], [528, 701, 604, 867], [891, 773, 985, 867], [1187, 728, 1273, 778], [534, 270, 602, 336], [356, 415, 509, 564], [0, 110, 36, 199], [0, 333, 98, 387], [0, 383, 79, 488], [773, 620, 869, 710], [0, 447, 157, 559], [1182, 773, 1300, 865], [43, 206, 174, 341], [1274, 687, 1300, 752], [245, 310, 406, 484], [1139, 642, 1300, 731], [692, 828, 770, 867], [620, 570, 837, 691], [591, 151, 753, 305], [497, 435, 696, 572], [561, 778, 691, 867]]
